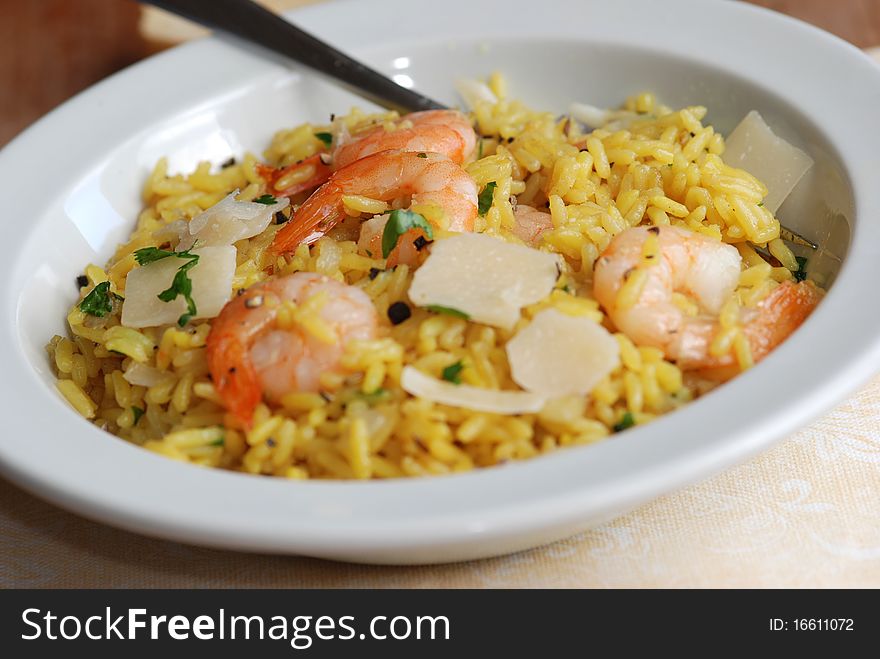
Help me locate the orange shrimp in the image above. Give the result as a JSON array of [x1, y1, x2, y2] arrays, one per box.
[[270, 150, 478, 256], [256, 153, 333, 199], [593, 225, 821, 380], [334, 110, 476, 169], [206, 273, 378, 425]]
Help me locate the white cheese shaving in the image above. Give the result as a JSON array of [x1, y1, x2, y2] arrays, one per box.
[[722, 110, 814, 214], [123, 362, 175, 387], [408, 233, 561, 329], [121, 246, 236, 328], [569, 102, 639, 129], [454, 78, 498, 110], [401, 366, 546, 414], [178, 190, 288, 249], [506, 309, 620, 397]]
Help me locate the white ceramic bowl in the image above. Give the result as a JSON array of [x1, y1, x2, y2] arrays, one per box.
[[1, 0, 878, 564]]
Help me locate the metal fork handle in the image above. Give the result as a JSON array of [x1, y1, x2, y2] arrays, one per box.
[[141, 0, 447, 113]]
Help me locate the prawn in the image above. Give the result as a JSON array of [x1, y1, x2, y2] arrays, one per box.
[[510, 204, 554, 246], [593, 225, 821, 380], [257, 110, 476, 202], [271, 150, 478, 256], [333, 110, 476, 169], [206, 273, 378, 424], [257, 153, 333, 199]]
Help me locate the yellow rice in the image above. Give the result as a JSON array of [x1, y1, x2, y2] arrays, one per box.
[[47, 80, 799, 479]]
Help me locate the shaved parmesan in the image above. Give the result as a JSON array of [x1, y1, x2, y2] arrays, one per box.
[[121, 246, 236, 328], [454, 78, 498, 110], [178, 190, 288, 249], [401, 366, 546, 414], [408, 233, 561, 329], [723, 111, 813, 214], [507, 309, 620, 397]]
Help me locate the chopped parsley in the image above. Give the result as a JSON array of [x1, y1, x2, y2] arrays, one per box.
[[209, 434, 225, 447], [441, 360, 464, 385], [314, 132, 333, 147], [426, 305, 470, 319], [253, 194, 278, 205], [478, 181, 496, 216], [794, 256, 808, 282], [381, 209, 434, 258], [613, 411, 636, 433], [757, 201, 764, 207], [133, 246, 200, 326], [78, 281, 120, 317], [131, 406, 145, 425]]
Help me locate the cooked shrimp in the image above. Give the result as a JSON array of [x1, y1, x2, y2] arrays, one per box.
[[511, 204, 554, 245], [271, 150, 478, 255], [206, 273, 378, 424], [333, 110, 476, 169], [356, 214, 427, 267], [257, 153, 333, 199], [593, 225, 820, 379]]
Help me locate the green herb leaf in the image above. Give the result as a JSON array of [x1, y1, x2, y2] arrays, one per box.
[[131, 406, 145, 425], [613, 411, 636, 433], [78, 281, 116, 317], [794, 256, 808, 282], [139, 248, 200, 326], [253, 194, 278, 205], [209, 433, 225, 447], [133, 246, 175, 266], [156, 258, 199, 327], [381, 209, 434, 258], [314, 132, 333, 147], [426, 305, 470, 319], [478, 181, 497, 216], [757, 201, 764, 207], [441, 360, 464, 385]]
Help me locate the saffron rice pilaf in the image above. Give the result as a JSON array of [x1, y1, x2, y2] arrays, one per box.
[[48, 79, 821, 480]]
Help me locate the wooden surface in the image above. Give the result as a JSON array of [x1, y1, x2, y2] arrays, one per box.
[[2, 0, 880, 146]]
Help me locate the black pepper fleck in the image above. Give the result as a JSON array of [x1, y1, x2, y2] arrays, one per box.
[[368, 267, 382, 280], [275, 211, 289, 225], [220, 156, 236, 168], [412, 236, 429, 251], [266, 438, 277, 447], [647, 226, 660, 234], [387, 301, 412, 325], [236, 288, 246, 296], [76, 275, 88, 289]]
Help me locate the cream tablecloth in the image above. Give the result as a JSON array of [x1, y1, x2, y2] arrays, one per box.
[[1, 2, 879, 589]]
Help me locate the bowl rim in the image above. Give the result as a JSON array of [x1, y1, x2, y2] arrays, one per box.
[[1, 0, 880, 562]]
